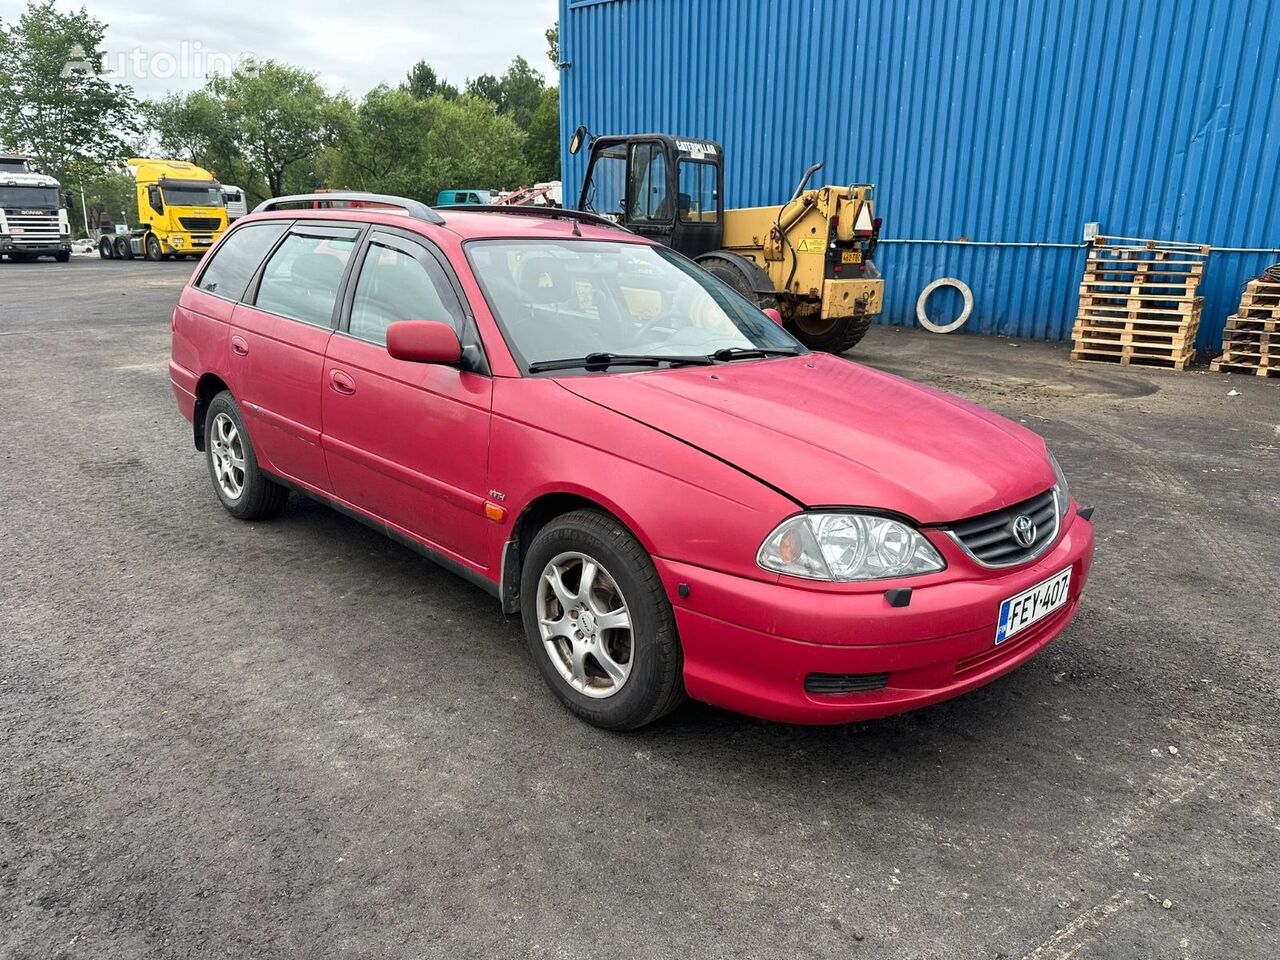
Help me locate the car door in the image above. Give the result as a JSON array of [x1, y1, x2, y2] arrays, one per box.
[[321, 229, 493, 568], [230, 222, 362, 491]]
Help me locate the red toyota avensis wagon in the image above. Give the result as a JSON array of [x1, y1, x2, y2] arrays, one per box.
[[170, 194, 1095, 730]]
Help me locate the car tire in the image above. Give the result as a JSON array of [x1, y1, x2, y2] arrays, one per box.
[[203, 391, 289, 520], [520, 509, 685, 730], [145, 235, 163, 261], [114, 236, 133, 260], [98, 238, 114, 259]]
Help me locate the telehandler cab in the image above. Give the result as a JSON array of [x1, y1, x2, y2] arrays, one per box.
[[569, 126, 884, 352]]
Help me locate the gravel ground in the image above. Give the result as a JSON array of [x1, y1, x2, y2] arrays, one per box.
[[2, 257, 1278, 960]]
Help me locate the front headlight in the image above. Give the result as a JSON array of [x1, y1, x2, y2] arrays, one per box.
[[757, 513, 946, 582], [1049, 449, 1070, 522]]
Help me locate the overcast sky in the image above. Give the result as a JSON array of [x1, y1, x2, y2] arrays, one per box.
[[0, 0, 559, 99]]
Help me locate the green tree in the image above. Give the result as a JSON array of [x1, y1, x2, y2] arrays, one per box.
[[465, 73, 503, 107], [207, 59, 345, 202], [327, 88, 530, 203], [142, 90, 243, 182], [403, 60, 458, 101], [545, 23, 559, 65], [524, 86, 560, 182], [0, 0, 137, 178], [496, 56, 546, 130], [63, 162, 134, 234]]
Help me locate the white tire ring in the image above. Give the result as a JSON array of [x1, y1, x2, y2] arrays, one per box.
[[916, 277, 974, 334]]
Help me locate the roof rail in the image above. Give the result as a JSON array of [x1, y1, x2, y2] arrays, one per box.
[[253, 192, 445, 226], [452, 204, 630, 232]]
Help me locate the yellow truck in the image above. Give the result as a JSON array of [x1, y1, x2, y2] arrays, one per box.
[[570, 128, 884, 352], [98, 159, 229, 261]]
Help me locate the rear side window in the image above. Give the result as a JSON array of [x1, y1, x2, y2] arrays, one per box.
[[348, 235, 462, 345], [195, 222, 288, 300], [254, 227, 360, 328]]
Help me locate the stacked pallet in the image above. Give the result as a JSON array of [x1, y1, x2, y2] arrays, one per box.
[[1210, 276, 1280, 378], [1071, 236, 1210, 371]]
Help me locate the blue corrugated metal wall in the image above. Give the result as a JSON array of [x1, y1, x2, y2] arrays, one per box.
[[559, 0, 1280, 348]]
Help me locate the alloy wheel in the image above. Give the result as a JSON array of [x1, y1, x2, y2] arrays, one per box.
[[536, 551, 634, 698], [209, 412, 246, 500]]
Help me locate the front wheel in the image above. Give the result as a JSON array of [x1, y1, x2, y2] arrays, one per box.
[[520, 510, 685, 730], [145, 235, 163, 261], [203, 392, 289, 520]]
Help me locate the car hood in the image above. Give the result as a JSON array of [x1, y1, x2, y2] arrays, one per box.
[[555, 353, 1054, 523]]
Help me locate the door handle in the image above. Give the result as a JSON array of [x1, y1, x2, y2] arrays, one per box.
[[231, 335, 249, 357], [329, 369, 356, 395]]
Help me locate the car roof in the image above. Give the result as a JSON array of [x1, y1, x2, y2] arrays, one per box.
[[235, 205, 647, 245]]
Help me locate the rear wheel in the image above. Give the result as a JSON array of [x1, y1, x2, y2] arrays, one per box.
[[98, 238, 114, 259], [113, 236, 133, 260], [520, 510, 685, 730], [788, 313, 874, 354], [203, 392, 289, 520]]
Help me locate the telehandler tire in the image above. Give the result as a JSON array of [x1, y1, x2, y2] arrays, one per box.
[[788, 314, 874, 354]]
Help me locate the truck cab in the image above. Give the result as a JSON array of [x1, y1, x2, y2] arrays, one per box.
[[102, 159, 228, 261], [0, 155, 72, 263]]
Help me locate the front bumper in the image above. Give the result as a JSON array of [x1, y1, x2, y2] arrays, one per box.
[[655, 513, 1095, 724], [0, 236, 71, 253]]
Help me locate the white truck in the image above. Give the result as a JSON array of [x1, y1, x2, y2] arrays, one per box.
[[0, 155, 72, 262], [221, 185, 248, 221]]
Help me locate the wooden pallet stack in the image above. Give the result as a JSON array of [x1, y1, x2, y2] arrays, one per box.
[[1210, 276, 1280, 378], [1071, 236, 1210, 371]]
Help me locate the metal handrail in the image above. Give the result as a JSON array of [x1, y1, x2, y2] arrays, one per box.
[[253, 192, 445, 225]]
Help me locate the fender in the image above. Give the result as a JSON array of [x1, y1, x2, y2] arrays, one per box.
[[694, 249, 776, 301]]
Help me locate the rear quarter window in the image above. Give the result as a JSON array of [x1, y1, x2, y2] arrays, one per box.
[[195, 222, 289, 301]]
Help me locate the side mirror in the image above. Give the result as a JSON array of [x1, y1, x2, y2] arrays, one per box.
[[569, 124, 589, 156], [386, 321, 462, 364], [763, 307, 785, 327]]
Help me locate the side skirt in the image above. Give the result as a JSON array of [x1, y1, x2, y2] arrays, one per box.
[[265, 472, 501, 601]]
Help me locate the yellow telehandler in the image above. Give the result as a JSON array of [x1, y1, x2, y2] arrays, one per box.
[[569, 126, 884, 352]]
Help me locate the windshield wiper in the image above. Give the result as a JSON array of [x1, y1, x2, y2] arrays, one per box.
[[528, 352, 716, 374], [708, 347, 803, 362]]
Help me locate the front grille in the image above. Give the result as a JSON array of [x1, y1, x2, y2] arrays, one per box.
[[4, 213, 61, 242], [180, 216, 222, 231], [804, 672, 890, 695], [945, 489, 1059, 567]]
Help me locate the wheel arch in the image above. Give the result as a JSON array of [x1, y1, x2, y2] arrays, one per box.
[[694, 249, 777, 301], [192, 373, 230, 451], [501, 491, 647, 616]]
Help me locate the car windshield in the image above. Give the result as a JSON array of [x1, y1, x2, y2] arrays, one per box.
[[466, 238, 804, 370], [163, 185, 224, 207], [0, 186, 59, 209]]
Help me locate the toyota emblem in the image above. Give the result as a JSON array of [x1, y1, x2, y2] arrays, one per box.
[[1011, 514, 1037, 548]]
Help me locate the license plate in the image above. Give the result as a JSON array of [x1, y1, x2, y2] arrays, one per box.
[[995, 567, 1072, 645], [840, 250, 863, 264]]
